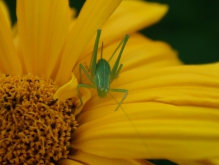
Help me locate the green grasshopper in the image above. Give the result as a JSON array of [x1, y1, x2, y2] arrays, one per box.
[[77, 29, 129, 111]]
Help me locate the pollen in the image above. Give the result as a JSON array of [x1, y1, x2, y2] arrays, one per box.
[[0, 74, 78, 165]]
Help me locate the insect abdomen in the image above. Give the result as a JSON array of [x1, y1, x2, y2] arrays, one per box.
[[95, 59, 111, 98]]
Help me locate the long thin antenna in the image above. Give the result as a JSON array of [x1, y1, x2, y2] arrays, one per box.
[[108, 92, 149, 155], [108, 34, 129, 63], [100, 42, 104, 59], [108, 92, 124, 110]]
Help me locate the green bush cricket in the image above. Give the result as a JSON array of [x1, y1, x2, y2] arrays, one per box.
[[77, 29, 129, 111], [76, 30, 150, 154]]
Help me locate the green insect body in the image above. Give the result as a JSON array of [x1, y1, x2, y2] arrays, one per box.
[[95, 59, 111, 98], [77, 29, 130, 111]]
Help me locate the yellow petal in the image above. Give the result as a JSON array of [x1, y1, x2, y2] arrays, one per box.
[[73, 63, 219, 160], [79, 1, 168, 59], [120, 64, 219, 107], [68, 151, 153, 165], [102, 0, 168, 42], [56, 0, 122, 85], [0, 0, 11, 27], [57, 159, 84, 165], [74, 88, 92, 116], [0, 5, 22, 74], [203, 159, 219, 165], [74, 33, 182, 79], [121, 34, 182, 70], [73, 102, 219, 160], [207, 159, 219, 165], [54, 73, 78, 101], [83, 63, 219, 111], [16, 0, 71, 80]]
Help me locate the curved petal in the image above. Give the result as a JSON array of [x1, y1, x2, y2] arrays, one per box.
[[121, 34, 182, 71], [53, 73, 91, 116], [57, 159, 84, 165], [54, 73, 78, 101], [68, 151, 153, 165], [0, 5, 22, 74], [79, 1, 168, 59], [56, 0, 122, 85], [16, 0, 71, 80], [0, 0, 11, 27], [74, 33, 182, 79], [82, 63, 219, 111], [73, 102, 219, 160]]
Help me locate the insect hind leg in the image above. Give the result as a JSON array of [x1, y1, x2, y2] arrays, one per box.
[[108, 88, 128, 111]]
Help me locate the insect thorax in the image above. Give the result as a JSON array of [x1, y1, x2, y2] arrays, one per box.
[[95, 59, 111, 98]]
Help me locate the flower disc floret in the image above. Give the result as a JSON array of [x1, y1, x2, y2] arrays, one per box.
[[0, 74, 78, 165]]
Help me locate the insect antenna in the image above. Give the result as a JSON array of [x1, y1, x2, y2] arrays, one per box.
[[108, 92, 124, 111], [108, 38, 123, 63], [108, 34, 129, 64], [108, 92, 150, 157], [100, 42, 104, 59]]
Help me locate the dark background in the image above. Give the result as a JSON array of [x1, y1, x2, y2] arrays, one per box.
[[144, 0, 219, 64], [3, 0, 219, 164]]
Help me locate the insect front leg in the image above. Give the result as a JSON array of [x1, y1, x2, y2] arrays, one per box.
[[77, 84, 95, 108], [79, 64, 93, 84], [78, 64, 95, 108], [108, 88, 128, 111]]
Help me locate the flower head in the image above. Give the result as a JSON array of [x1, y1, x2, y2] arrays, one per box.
[[1, 0, 219, 165]]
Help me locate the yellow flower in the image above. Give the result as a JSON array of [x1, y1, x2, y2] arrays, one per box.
[[1, 0, 219, 165]]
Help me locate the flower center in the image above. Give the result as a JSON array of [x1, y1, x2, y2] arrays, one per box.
[[0, 74, 78, 165]]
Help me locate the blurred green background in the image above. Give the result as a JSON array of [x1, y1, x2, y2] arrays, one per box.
[[3, 0, 219, 165], [144, 0, 219, 64]]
